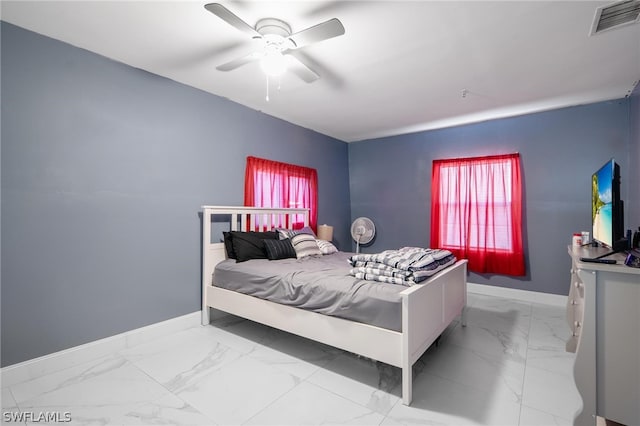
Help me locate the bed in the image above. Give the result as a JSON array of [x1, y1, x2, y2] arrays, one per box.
[[201, 206, 468, 405]]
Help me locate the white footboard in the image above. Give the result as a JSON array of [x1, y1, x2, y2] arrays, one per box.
[[400, 259, 468, 404]]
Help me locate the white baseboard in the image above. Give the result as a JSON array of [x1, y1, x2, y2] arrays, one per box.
[[468, 282, 567, 307], [1, 311, 201, 388]]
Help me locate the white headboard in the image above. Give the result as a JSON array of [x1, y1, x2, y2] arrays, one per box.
[[201, 206, 310, 289]]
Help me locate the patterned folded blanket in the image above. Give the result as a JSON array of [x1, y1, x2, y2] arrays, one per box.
[[349, 247, 456, 286]]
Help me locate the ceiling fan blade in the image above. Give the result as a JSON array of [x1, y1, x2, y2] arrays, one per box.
[[216, 52, 259, 71], [204, 3, 260, 38], [285, 54, 320, 83], [286, 50, 343, 88], [287, 18, 345, 49]]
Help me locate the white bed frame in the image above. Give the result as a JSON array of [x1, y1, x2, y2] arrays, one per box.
[[201, 206, 467, 405]]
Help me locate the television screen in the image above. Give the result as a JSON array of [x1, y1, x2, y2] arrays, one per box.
[[591, 159, 621, 248]]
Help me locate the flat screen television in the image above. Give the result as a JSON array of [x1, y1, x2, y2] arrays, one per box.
[[591, 159, 624, 250]]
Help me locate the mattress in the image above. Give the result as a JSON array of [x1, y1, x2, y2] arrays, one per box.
[[213, 252, 405, 331]]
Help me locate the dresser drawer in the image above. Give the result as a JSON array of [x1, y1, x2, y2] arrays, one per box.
[[566, 267, 585, 353], [566, 335, 578, 353]]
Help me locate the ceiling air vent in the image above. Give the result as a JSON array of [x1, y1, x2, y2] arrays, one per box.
[[590, 0, 640, 35]]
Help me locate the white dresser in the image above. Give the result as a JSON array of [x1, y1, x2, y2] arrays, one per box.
[[566, 246, 640, 426]]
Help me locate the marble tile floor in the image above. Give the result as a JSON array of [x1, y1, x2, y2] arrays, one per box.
[[1, 293, 581, 425]]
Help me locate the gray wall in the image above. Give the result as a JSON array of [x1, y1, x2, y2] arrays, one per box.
[[349, 99, 632, 295], [629, 83, 640, 228], [0, 22, 350, 366]]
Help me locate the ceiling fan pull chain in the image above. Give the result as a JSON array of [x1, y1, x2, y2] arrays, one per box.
[[265, 74, 270, 102]]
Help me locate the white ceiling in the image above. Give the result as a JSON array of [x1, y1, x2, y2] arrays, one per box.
[[2, 0, 639, 142]]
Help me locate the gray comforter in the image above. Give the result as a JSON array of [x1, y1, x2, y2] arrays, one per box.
[[213, 252, 405, 331]]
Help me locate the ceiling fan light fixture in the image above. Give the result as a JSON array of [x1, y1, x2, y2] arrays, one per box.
[[260, 50, 288, 77]]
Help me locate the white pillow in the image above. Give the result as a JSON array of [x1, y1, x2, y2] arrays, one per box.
[[291, 233, 322, 259], [316, 239, 338, 255], [276, 226, 316, 240]]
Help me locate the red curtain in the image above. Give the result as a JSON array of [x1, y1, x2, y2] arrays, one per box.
[[244, 156, 318, 231], [430, 153, 524, 276]]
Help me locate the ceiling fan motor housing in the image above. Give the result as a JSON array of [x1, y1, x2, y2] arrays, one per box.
[[256, 18, 291, 37], [255, 18, 295, 50]]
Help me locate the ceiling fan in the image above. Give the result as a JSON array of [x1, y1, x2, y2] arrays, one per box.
[[204, 3, 345, 83]]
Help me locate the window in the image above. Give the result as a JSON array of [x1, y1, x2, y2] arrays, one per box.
[[430, 153, 524, 276], [244, 156, 318, 231]]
